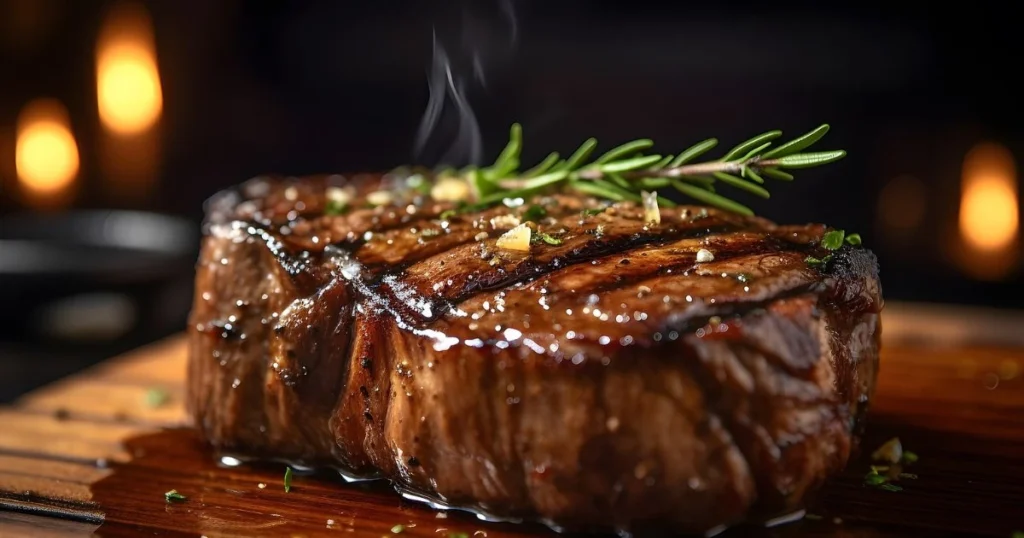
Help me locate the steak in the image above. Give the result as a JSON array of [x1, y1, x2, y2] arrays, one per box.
[[187, 173, 882, 536]]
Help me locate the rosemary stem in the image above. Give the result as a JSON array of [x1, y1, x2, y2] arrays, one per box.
[[496, 160, 752, 189]]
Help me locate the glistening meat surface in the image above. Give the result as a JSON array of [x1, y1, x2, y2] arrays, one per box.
[[187, 173, 883, 536]]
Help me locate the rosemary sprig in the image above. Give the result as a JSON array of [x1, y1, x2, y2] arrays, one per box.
[[453, 123, 845, 216]]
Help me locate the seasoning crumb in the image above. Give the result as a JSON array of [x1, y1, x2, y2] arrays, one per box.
[[696, 249, 715, 263], [326, 519, 335, 526], [391, 524, 405, 533], [258, 482, 266, 489], [435, 512, 448, 519], [474, 232, 488, 241]]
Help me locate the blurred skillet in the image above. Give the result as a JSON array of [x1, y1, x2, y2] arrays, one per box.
[[0, 210, 198, 345]]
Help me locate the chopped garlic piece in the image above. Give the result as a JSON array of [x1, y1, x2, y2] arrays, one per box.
[[696, 248, 714, 263], [366, 190, 393, 206], [284, 186, 298, 201], [496, 223, 531, 252], [872, 437, 903, 463], [641, 190, 661, 224], [430, 177, 470, 202], [490, 214, 522, 230], [474, 232, 488, 241], [326, 186, 354, 205]]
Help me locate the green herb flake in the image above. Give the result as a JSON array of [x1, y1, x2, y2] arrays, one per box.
[[821, 229, 845, 250], [899, 473, 918, 479], [864, 473, 888, 486], [145, 387, 170, 408], [439, 209, 458, 221], [448, 533, 469, 538], [845, 233, 862, 246], [164, 489, 186, 503], [878, 483, 903, 492], [1012, 531, 1024, 538], [391, 524, 405, 534], [284, 467, 293, 493], [902, 451, 919, 464], [532, 232, 563, 246], [581, 207, 606, 217], [407, 174, 432, 195], [804, 513, 824, 521], [522, 204, 547, 222], [325, 199, 349, 215], [805, 255, 833, 268]]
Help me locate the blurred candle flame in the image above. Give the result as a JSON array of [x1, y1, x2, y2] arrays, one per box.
[[955, 141, 1019, 279], [96, 1, 162, 136], [15, 98, 79, 206]]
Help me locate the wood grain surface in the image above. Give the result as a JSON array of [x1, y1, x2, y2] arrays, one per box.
[[1, 304, 1023, 537]]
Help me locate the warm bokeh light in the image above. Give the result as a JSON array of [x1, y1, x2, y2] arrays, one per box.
[[953, 141, 1019, 280], [15, 98, 79, 197], [96, 1, 162, 135], [959, 143, 1018, 253]]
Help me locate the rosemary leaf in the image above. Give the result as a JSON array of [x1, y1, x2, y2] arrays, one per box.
[[669, 138, 718, 167], [761, 124, 830, 159], [743, 167, 766, 185], [606, 172, 632, 189], [712, 172, 771, 199], [490, 123, 522, 172], [721, 130, 782, 161], [600, 155, 664, 173], [522, 152, 560, 177], [760, 167, 795, 181], [638, 177, 672, 189], [652, 154, 674, 169], [571, 180, 642, 202], [771, 150, 847, 169], [672, 181, 753, 216], [740, 141, 773, 161], [554, 138, 598, 172], [678, 175, 716, 188], [846, 233, 862, 245], [594, 139, 654, 164], [469, 169, 499, 201]]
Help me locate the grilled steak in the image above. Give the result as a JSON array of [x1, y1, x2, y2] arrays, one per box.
[[187, 173, 883, 536]]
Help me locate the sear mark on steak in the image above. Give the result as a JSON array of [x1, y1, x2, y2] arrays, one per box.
[[187, 174, 883, 536]]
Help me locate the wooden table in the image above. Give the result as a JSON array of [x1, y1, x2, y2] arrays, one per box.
[[2, 303, 1023, 537]]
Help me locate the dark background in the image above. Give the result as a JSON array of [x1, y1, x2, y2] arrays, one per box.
[[1, 0, 1022, 400]]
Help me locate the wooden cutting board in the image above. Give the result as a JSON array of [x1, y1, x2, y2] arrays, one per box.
[[2, 306, 1024, 537]]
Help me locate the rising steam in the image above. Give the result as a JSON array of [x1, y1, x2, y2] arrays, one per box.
[[413, 0, 518, 168]]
